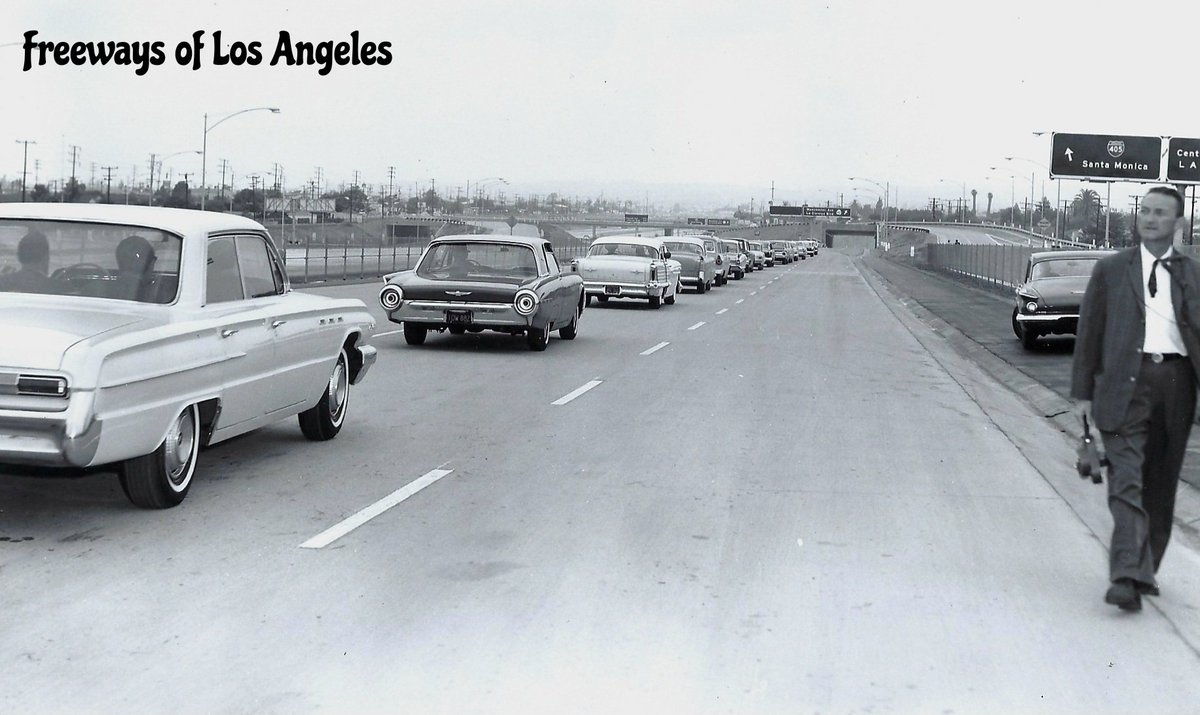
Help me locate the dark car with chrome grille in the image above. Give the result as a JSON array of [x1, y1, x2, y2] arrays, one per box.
[[379, 235, 584, 351], [1011, 249, 1115, 350]]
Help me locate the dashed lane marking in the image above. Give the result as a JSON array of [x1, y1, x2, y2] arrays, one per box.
[[641, 341, 670, 356], [552, 379, 604, 405], [716, 308, 728, 315], [750, 291, 758, 296], [736, 299, 745, 304], [687, 321, 706, 330], [300, 468, 455, 549]]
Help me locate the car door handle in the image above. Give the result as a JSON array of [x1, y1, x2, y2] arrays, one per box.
[[221, 329, 239, 338], [271, 320, 287, 328]]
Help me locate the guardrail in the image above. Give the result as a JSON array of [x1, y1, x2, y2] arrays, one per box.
[[280, 236, 590, 285], [887, 221, 1094, 249]]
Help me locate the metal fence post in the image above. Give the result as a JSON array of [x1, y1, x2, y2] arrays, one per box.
[[303, 232, 310, 284]]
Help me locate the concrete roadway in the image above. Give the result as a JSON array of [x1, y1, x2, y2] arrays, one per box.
[[929, 225, 1043, 247], [3, 251, 1200, 713]]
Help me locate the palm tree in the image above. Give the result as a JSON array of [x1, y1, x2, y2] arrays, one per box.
[[986, 192, 993, 217], [971, 189, 977, 218], [1072, 188, 1102, 238]]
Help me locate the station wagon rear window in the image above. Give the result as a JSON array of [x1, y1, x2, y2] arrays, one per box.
[[589, 243, 662, 259], [662, 242, 703, 256], [417, 242, 540, 283], [1030, 258, 1099, 280], [0, 220, 181, 303]]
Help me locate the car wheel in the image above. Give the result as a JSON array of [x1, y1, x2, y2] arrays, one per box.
[[1011, 308, 1021, 338], [527, 326, 550, 351], [299, 348, 350, 441], [448, 325, 466, 335], [1019, 324, 1039, 350], [664, 289, 676, 305], [597, 295, 609, 304], [586, 295, 594, 308], [119, 403, 200, 509], [403, 323, 427, 345], [649, 294, 662, 309], [559, 305, 580, 339], [696, 279, 706, 294]]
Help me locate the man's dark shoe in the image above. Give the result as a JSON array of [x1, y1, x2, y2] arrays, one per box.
[[1105, 579, 1143, 611], [1136, 582, 1160, 597]]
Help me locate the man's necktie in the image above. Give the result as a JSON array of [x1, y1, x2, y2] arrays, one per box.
[[1149, 255, 1186, 298]]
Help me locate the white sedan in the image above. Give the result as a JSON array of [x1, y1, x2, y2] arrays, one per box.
[[0, 204, 376, 508]]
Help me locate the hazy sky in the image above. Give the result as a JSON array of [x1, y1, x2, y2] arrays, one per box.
[[3, 0, 1198, 211]]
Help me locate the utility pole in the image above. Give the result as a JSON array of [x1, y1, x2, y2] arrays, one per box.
[[387, 166, 395, 217], [101, 165, 117, 203], [147, 154, 158, 206], [218, 159, 230, 200], [15, 139, 36, 202], [68, 144, 80, 201]]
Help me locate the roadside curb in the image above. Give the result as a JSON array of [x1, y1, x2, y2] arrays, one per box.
[[856, 253, 1200, 554]]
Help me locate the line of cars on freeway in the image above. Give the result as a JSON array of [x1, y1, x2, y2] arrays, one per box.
[[378, 233, 820, 345], [0, 203, 817, 509]]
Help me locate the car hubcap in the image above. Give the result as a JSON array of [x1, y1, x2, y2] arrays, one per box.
[[164, 409, 196, 486], [328, 358, 348, 421]]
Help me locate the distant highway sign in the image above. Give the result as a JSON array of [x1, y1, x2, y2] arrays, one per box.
[[769, 205, 848, 217], [1050, 133, 1162, 181], [1167, 137, 1200, 183], [624, 213, 649, 223], [706, 218, 731, 226], [686, 217, 706, 225]]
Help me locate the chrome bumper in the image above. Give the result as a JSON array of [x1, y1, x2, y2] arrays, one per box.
[[0, 395, 102, 468], [1015, 313, 1079, 323], [388, 301, 532, 327], [352, 344, 377, 385], [584, 281, 666, 299]]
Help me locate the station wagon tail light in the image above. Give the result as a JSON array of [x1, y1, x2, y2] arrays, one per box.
[[650, 266, 658, 281], [17, 375, 68, 397], [379, 285, 403, 311], [514, 289, 539, 315]]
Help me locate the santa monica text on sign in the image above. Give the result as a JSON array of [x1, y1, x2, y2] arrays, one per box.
[[1049, 133, 1161, 181]]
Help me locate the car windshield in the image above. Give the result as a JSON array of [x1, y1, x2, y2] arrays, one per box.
[[662, 242, 703, 256], [702, 240, 718, 252], [417, 242, 539, 283], [721, 242, 739, 252], [0, 219, 182, 303], [588, 242, 661, 259], [771, 242, 787, 249], [1031, 258, 1099, 280], [749, 242, 762, 250]]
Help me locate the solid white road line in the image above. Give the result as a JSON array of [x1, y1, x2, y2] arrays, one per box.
[[688, 321, 706, 330], [300, 468, 455, 549], [736, 299, 745, 304], [552, 379, 604, 405], [641, 341, 670, 356], [374, 329, 404, 337], [716, 308, 728, 315]]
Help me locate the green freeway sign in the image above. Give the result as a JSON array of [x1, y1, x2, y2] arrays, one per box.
[[1167, 137, 1200, 183], [1049, 133, 1162, 181]]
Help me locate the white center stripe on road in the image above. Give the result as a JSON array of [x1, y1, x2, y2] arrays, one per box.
[[688, 321, 706, 330], [736, 299, 745, 304], [552, 379, 603, 405], [761, 284, 768, 289], [300, 468, 454, 549], [750, 291, 757, 296], [374, 329, 404, 338], [640, 341, 670, 356], [716, 308, 728, 315]]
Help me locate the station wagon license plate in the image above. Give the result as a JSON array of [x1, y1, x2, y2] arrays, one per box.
[[445, 310, 473, 326], [604, 286, 621, 295]]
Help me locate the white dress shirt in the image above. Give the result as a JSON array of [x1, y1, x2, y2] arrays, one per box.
[[1141, 242, 1188, 355]]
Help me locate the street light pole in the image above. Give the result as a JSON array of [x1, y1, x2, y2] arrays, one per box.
[[201, 107, 280, 210], [15, 139, 36, 202]]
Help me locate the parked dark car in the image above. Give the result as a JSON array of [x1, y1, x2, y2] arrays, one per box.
[[1011, 249, 1115, 349], [379, 235, 584, 351]]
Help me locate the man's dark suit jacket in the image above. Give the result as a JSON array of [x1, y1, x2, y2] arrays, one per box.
[[1071, 247, 1200, 432]]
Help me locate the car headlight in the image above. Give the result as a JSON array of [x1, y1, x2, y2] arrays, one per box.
[[1025, 301, 1038, 312], [514, 289, 539, 315], [379, 284, 403, 310]]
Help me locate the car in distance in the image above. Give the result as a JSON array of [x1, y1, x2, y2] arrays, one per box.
[[749, 240, 772, 268], [380, 235, 584, 350], [664, 237, 717, 293], [719, 239, 747, 279], [574, 235, 681, 309], [769, 240, 792, 264], [0, 203, 377, 508], [1011, 249, 1115, 349], [700, 236, 731, 286]]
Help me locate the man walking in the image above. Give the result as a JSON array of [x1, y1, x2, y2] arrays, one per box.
[[1072, 186, 1200, 612]]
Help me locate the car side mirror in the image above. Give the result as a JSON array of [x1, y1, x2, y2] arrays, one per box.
[[663, 250, 672, 259]]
